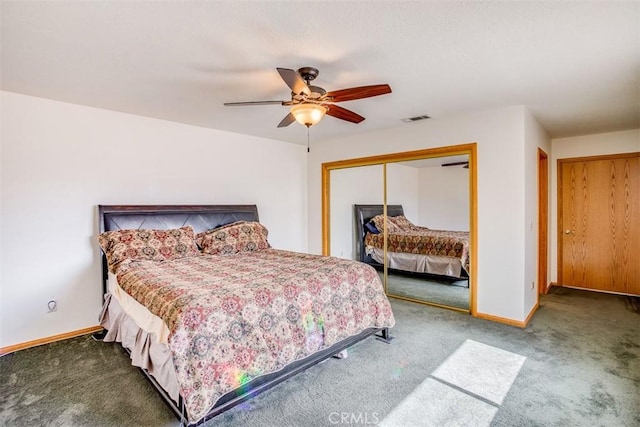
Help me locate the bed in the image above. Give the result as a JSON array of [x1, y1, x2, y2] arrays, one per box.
[[354, 204, 469, 280], [96, 205, 395, 426]]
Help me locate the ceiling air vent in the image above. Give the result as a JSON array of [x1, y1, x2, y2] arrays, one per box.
[[401, 115, 431, 123]]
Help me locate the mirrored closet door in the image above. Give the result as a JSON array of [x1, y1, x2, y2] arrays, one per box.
[[385, 157, 470, 310], [322, 144, 476, 314]]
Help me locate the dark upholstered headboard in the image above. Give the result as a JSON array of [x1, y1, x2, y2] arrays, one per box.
[[98, 204, 260, 295], [353, 204, 404, 265]]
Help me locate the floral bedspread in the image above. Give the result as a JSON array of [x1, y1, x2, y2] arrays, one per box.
[[115, 249, 395, 423], [365, 227, 470, 273]]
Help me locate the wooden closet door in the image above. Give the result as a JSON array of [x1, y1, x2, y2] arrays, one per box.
[[559, 153, 639, 295]]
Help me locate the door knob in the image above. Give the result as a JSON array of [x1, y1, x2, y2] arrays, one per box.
[[564, 229, 574, 234]]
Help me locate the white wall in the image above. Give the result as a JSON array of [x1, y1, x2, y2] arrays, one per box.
[[0, 91, 307, 348], [549, 129, 640, 283], [309, 106, 532, 321], [417, 166, 469, 231], [524, 109, 551, 314]]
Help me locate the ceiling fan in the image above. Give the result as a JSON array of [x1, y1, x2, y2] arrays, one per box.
[[223, 67, 392, 128], [442, 161, 469, 169]]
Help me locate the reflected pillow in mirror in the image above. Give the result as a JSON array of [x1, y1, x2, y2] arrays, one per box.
[[390, 215, 421, 231], [365, 221, 380, 234], [370, 215, 402, 233]]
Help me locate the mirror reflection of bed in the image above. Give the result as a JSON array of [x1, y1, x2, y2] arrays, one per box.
[[355, 204, 470, 310], [327, 153, 471, 311], [382, 156, 470, 310]]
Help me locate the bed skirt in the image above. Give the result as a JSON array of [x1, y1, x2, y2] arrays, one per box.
[[367, 247, 465, 278], [99, 293, 180, 403]]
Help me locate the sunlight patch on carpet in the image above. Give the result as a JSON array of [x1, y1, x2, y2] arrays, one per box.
[[432, 339, 526, 405], [380, 339, 526, 426], [379, 378, 497, 427]]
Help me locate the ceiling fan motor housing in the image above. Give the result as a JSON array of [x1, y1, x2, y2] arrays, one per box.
[[293, 85, 326, 102], [297, 66, 319, 83]]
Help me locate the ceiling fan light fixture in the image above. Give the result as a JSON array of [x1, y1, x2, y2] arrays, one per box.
[[291, 103, 327, 127]]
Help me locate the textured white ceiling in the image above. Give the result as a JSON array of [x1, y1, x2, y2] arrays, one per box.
[[2, 1, 638, 145]]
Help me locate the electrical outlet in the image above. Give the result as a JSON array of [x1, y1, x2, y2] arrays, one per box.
[[47, 300, 57, 313]]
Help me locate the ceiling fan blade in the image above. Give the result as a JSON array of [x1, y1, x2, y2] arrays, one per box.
[[325, 84, 392, 102], [223, 101, 286, 106], [277, 112, 296, 128], [441, 162, 469, 167], [277, 68, 311, 96], [326, 104, 365, 124]]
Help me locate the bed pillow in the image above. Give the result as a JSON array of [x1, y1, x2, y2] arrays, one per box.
[[196, 221, 270, 255], [370, 215, 402, 233], [98, 226, 200, 273], [390, 215, 419, 231], [364, 221, 380, 234]]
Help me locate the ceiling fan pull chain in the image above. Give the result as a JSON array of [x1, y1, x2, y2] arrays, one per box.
[[307, 127, 310, 153]]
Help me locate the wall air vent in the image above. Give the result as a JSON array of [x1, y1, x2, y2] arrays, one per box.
[[401, 115, 431, 123]]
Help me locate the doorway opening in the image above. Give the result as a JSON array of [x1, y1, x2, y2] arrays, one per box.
[[538, 148, 548, 295]]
